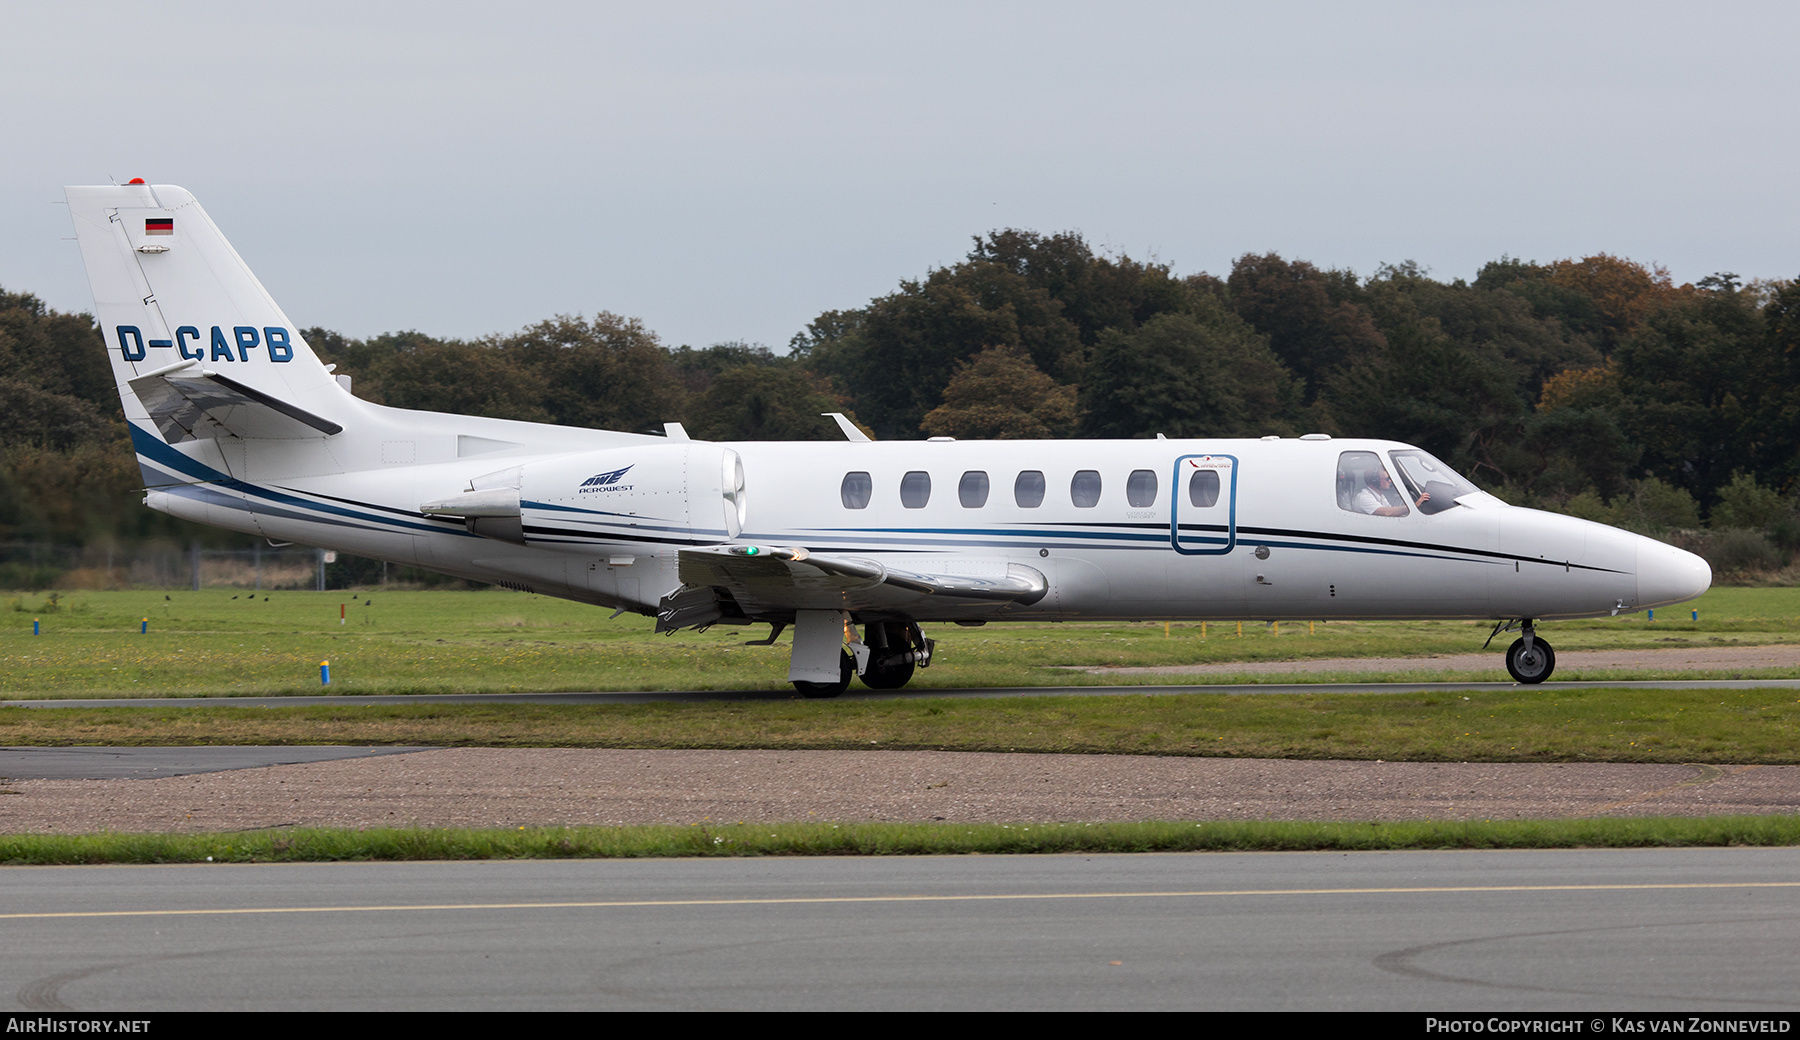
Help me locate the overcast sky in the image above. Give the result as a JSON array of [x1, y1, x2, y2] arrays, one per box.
[[4, 2, 1796, 351]]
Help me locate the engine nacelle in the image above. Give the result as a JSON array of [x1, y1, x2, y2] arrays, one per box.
[[422, 442, 745, 548]]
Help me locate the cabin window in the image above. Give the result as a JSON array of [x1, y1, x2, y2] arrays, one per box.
[[840, 471, 872, 510], [1188, 469, 1220, 508], [1014, 470, 1046, 508], [900, 471, 932, 508], [1337, 451, 1408, 517], [959, 471, 990, 508], [1071, 470, 1102, 508], [1126, 469, 1158, 508]]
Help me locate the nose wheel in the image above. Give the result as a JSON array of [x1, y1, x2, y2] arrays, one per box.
[[1505, 636, 1556, 684]]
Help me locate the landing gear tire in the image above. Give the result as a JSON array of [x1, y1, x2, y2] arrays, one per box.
[[793, 647, 854, 699], [860, 657, 915, 690], [1505, 636, 1556, 684], [858, 620, 928, 691]]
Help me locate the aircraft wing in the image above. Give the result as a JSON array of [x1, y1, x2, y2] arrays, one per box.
[[660, 546, 1047, 629], [128, 360, 343, 443]]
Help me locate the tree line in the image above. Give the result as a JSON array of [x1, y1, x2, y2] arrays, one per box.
[[3, 231, 1797, 575]]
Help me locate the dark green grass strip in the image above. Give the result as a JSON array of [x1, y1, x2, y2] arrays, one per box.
[[7, 685, 1800, 763], [6, 817, 1800, 866]]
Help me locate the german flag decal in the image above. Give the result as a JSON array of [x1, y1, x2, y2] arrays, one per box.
[[145, 217, 173, 236]]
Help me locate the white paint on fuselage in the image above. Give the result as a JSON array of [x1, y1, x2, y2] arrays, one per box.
[[243, 432, 1703, 624]]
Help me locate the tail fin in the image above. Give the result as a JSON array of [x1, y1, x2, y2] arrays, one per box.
[[64, 182, 348, 453]]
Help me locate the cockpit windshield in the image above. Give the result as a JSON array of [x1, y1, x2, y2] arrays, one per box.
[[1387, 450, 1479, 515]]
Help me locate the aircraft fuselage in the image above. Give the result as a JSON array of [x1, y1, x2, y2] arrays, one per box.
[[68, 181, 1712, 693]]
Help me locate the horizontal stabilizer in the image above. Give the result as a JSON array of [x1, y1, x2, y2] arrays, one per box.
[[128, 361, 343, 443]]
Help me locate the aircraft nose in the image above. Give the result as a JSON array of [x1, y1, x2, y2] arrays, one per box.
[[1638, 538, 1711, 608]]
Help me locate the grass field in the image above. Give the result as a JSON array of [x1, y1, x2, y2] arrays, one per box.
[[2, 684, 1798, 762], [4, 589, 1795, 859], [0, 586, 1774, 698], [8, 816, 1800, 866], [2, 586, 1793, 766]]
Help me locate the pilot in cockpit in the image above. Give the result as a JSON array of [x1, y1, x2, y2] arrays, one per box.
[[1353, 466, 1428, 517]]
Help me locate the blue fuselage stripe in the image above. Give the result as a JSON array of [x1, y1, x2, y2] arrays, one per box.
[[131, 423, 472, 538]]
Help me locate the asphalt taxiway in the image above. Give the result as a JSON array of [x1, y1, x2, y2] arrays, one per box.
[[4, 848, 1797, 1011]]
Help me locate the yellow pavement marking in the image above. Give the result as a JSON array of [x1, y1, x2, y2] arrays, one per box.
[[5, 881, 1800, 921]]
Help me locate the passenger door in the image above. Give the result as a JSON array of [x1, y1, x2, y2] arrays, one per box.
[[1170, 454, 1237, 555]]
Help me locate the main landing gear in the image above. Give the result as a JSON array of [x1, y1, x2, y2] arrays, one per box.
[[1488, 619, 1556, 684], [792, 647, 855, 699], [786, 612, 934, 697], [858, 620, 932, 690]]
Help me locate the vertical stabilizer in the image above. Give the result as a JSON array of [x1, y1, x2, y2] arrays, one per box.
[[64, 183, 347, 453]]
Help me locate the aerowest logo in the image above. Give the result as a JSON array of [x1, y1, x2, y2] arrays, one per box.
[[578, 465, 635, 493], [115, 325, 296, 364]]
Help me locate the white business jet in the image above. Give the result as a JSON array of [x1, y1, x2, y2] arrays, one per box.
[[65, 182, 1712, 696]]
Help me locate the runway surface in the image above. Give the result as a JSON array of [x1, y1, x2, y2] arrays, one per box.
[[7, 677, 1800, 709], [4, 848, 1798, 1011]]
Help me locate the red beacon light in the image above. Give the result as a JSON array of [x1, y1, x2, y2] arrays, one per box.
[[127, 178, 145, 185]]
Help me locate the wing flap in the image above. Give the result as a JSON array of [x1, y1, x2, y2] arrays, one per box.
[[673, 546, 1046, 620], [128, 361, 343, 442]]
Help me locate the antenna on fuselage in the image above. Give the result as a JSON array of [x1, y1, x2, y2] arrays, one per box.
[[823, 413, 872, 442]]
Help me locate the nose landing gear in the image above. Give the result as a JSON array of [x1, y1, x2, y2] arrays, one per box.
[[1489, 618, 1556, 683], [1505, 634, 1556, 683]]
